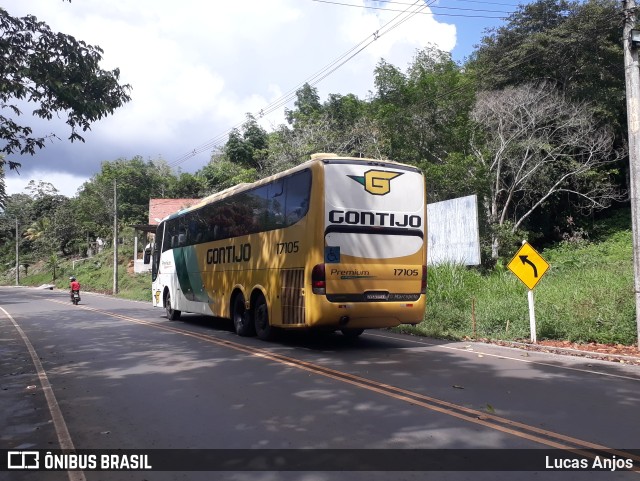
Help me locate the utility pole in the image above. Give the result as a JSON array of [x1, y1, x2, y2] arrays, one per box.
[[623, 0, 640, 350], [15, 218, 19, 286], [113, 179, 118, 295]]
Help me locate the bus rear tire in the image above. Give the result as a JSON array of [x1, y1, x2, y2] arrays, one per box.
[[253, 295, 273, 341], [341, 328, 364, 339], [233, 293, 255, 337], [166, 292, 181, 321]]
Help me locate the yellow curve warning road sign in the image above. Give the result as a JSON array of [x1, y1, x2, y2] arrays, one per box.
[[507, 242, 550, 290]]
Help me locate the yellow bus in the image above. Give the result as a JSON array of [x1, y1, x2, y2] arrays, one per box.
[[151, 153, 427, 340]]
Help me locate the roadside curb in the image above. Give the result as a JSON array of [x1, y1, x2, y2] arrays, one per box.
[[488, 340, 640, 366]]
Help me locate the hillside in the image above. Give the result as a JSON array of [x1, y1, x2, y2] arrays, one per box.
[[3, 243, 151, 302], [399, 211, 636, 346]]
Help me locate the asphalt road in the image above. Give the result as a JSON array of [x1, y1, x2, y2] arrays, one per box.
[[1, 286, 639, 481]]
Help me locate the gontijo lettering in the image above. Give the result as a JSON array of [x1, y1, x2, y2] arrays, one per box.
[[329, 210, 421, 228], [206, 244, 251, 264]]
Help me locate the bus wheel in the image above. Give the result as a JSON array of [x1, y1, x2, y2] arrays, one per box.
[[166, 292, 181, 321], [253, 295, 273, 341], [232, 293, 254, 337], [341, 328, 364, 339]]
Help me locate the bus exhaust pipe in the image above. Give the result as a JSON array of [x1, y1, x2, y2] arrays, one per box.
[[339, 316, 350, 326]]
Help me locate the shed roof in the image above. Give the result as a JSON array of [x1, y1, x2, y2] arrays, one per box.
[[148, 198, 200, 225]]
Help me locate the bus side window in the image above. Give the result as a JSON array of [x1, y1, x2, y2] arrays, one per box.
[[285, 170, 311, 225], [248, 185, 269, 232], [268, 179, 285, 228], [212, 201, 233, 240], [164, 219, 177, 252]]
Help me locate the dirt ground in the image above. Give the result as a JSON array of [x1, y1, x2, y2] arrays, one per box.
[[480, 339, 640, 366]]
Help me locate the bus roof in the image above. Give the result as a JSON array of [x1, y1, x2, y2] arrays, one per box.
[[161, 153, 420, 221]]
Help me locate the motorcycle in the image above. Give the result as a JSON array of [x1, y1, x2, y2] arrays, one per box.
[[71, 290, 81, 305]]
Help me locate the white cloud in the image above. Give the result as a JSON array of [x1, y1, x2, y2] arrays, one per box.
[[2, 0, 458, 195], [340, 0, 456, 63], [5, 171, 89, 198]]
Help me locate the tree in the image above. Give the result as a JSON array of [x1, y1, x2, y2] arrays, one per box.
[[0, 163, 6, 207], [370, 46, 476, 173], [166, 172, 206, 198], [470, 83, 624, 258], [285, 83, 322, 128], [199, 156, 258, 193], [324, 93, 365, 134], [0, 6, 131, 169], [223, 115, 269, 171], [45, 253, 60, 281], [24, 179, 59, 198], [470, 0, 624, 131], [23, 217, 51, 243], [263, 126, 309, 175], [0, 192, 32, 266], [74, 157, 172, 239], [52, 197, 85, 255]]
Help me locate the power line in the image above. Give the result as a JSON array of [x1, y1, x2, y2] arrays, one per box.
[[169, 0, 622, 182], [365, 0, 519, 5], [437, 0, 521, 6], [168, 0, 431, 169], [311, 0, 511, 18]]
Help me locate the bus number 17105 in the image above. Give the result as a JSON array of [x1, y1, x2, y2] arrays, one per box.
[[394, 268, 419, 276], [276, 241, 300, 254]]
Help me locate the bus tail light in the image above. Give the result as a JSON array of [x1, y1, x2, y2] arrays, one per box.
[[312, 264, 326, 295], [421, 265, 427, 294]]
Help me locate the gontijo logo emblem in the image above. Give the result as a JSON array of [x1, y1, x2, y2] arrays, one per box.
[[348, 170, 402, 196]]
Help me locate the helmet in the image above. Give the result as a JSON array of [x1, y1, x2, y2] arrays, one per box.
[[69, 276, 76, 281]]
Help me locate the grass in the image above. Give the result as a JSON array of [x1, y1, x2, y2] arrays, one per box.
[[398, 228, 637, 345], [6, 245, 151, 302]]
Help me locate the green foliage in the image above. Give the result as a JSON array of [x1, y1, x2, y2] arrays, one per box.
[[471, 82, 622, 259], [0, 0, 634, 348], [166, 172, 207, 198], [485, 221, 536, 265], [6, 242, 151, 302], [75, 156, 199, 235], [273, 85, 373, 163], [0, 156, 210, 270], [399, 223, 636, 345], [223, 114, 269, 171], [45, 253, 60, 281], [285, 83, 322, 128], [371, 46, 476, 166], [470, 0, 624, 131], [324, 93, 365, 133], [420, 153, 488, 203], [199, 158, 258, 192], [0, 7, 131, 163]]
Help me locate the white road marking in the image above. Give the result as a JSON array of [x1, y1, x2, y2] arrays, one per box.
[[367, 332, 640, 382], [1, 306, 86, 481]]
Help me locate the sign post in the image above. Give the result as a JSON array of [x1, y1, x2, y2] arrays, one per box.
[[527, 290, 536, 343], [507, 242, 550, 343]]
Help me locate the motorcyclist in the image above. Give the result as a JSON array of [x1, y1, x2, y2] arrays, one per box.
[[69, 276, 81, 302]]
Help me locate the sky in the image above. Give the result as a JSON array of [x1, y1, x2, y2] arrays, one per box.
[[2, 0, 516, 198]]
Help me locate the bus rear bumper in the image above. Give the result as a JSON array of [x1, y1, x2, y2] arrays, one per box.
[[307, 297, 426, 329]]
